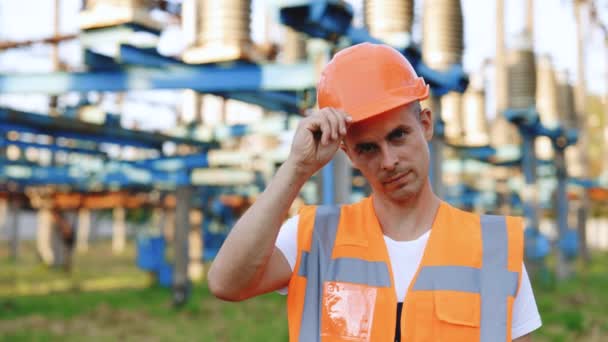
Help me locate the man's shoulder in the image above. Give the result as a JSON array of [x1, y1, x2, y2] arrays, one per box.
[[442, 201, 523, 223]]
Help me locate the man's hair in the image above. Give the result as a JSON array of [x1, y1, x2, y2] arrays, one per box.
[[406, 101, 422, 121]]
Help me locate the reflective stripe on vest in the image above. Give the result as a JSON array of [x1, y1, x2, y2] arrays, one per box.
[[413, 215, 519, 342], [297, 207, 518, 342], [298, 206, 391, 342]]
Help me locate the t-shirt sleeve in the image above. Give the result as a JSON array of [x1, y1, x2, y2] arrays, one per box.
[[511, 262, 543, 339], [275, 215, 300, 295]]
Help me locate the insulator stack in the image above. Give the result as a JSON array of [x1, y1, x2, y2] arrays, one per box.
[[282, 26, 307, 63], [462, 87, 489, 146], [556, 71, 578, 130], [441, 92, 464, 144], [536, 55, 560, 128], [422, 0, 464, 70], [507, 49, 536, 110], [183, 0, 253, 63], [364, 0, 414, 47], [79, 0, 159, 30]]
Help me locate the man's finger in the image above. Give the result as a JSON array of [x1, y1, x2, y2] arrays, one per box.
[[325, 109, 340, 141]]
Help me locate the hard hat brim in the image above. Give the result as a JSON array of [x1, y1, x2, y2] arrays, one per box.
[[348, 83, 430, 123]]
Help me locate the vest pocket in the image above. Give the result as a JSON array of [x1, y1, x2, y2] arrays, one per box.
[[434, 290, 480, 341], [434, 290, 480, 327], [320, 281, 377, 342]]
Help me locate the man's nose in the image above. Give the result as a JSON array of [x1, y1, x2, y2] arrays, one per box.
[[380, 147, 398, 171]]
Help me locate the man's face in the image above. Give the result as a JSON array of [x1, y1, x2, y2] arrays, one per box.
[[343, 102, 433, 203]]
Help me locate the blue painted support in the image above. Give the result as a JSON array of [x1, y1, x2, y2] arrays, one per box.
[[322, 160, 335, 204], [118, 44, 183, 68], [133, 153, 209, 171], [448, 144, 496, 163], [0, 138, 106, 156], [0, 57, 317, 94], [279, 1, 468, 95], [504, 108, 541, 233], [136, 236, 166, 271], [568, 177, 598, 188], [429, 98, 445, 198], [118, 45, 314, 113], [346, 27, 383, 45], [400, 47, 468, 96], [213, 90, 315, 114], [554, 146, 572, 257], [0, 164, 83, 185], [551, 128, 578, 260], [520, 129, 540, 234], [0, 107, 211, 149], [100, 167, 190, 188], [280, 0, 353, 42], [85, 49, 122, 70]]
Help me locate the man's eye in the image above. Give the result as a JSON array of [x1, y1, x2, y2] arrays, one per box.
[[390, 130, 407, 140], [357, 145, 377, 154]]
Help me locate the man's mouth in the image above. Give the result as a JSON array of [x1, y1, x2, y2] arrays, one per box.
[[383, 171, 409, 185]]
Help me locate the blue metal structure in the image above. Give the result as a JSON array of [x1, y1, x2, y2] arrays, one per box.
[[278, 0, 469, 204], [0, 107, 213, 149], [504, 108, 550, 260], [503, 107, 587, 264], [0, 44, 317, 106], [0, 138, 106, 156]]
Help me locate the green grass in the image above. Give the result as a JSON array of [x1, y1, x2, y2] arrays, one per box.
[[0, 286, 287, 342], [531, 253, 608, 341], [1, 241, 608, 341]]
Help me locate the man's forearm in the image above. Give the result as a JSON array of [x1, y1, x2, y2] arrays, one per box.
[[207, 160, 308, 297]]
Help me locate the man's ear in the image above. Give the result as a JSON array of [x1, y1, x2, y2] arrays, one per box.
[[420, 108, 434, 141], [340, 142, 360, 170]]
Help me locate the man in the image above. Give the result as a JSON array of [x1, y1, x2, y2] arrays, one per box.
[[51, 208, 76, 272], [208, 43, 542, 341]]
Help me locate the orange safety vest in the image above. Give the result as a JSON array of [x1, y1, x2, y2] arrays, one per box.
[[286, 197, 523, 342]]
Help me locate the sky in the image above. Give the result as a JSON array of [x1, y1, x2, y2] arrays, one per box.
[[0, 0, 606, 129]]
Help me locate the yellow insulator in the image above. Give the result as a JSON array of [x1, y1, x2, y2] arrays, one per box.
[[535, 136, 554, 161], [507, 49, 536, 110], [565, 144, 584, 178], [79, 0, 160, 30], [420, 96, 435, 114], [441, 92, 464, 144], [490, 115, 521, 147], [556, 71, 578, 130], [365, 0, 414, 47], [282, 26, 307, 63], [536, 55, 560, 128], [182, 0, 253, 63], [462, 87, 489, 146], [422, 0, 464, 70]]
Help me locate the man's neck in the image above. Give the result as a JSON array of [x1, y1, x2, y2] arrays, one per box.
[[372, 181, 441, 241]]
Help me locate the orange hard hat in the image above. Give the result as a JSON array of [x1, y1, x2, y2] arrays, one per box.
[[317, 42, 429, 122]]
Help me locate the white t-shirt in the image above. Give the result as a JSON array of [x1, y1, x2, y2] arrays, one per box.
[[275, 215, 542, 340]]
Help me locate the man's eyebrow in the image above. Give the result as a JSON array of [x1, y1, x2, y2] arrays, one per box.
[[385, 125, 409, 138], [355, 141, 377, 148]]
